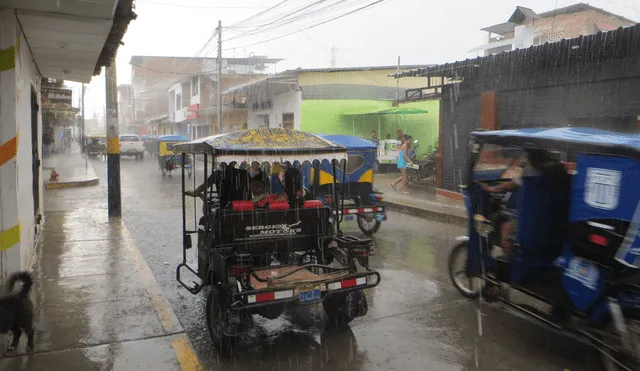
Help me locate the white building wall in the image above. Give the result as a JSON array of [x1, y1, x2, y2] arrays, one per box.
[[15, 24, 42, 271], [246, 90, 301, 129], [169, 83, 186, 122], [0, 10, 43, 281], [271, 91, 301, 129]]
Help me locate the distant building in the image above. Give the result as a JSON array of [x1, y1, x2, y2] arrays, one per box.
[[117, 84, 134, 134], [130, 55, 282, 137], [222, 65, 439, 157], [471, 3, 635, 56]]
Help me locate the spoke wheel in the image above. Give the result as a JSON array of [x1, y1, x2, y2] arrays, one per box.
[[448, 241, 481, 299], [357, 214, 381, 236]]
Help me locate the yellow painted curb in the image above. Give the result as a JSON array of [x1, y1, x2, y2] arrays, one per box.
[[0, 45, 16, 72], [0, 223, 21, 251], [171, 336, 203, 371], [45, 178, 99, 189]]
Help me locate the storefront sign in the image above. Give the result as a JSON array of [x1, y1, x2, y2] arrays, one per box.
[[41, 87, 72, 111]]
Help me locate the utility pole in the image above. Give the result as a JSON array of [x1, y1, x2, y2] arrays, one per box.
[[105, 62, 122, 218], [81, 83, 86, 153], [217, 20, 223, 134], [395, 56, 401, 104]]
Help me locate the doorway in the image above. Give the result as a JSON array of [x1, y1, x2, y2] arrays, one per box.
[[282, 113, 294, 129], [31, 88, 41, 223]]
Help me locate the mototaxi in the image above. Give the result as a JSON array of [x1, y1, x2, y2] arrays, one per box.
[[173, 128, 381, 357], [157, 134, 192, 178], [303, 134, 386, 236], [85, 134, 106, 158], [449, 127, 640, 370]]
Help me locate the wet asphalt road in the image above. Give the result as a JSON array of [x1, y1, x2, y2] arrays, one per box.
[[83, 155, 605, 371]]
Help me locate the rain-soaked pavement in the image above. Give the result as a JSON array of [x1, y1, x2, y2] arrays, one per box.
[[14, 154, 610, 371]]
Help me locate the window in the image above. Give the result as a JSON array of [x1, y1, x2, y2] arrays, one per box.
[[120, 135, 140, 142], [345, 155, 365, 174], [192, 77, 199, 96], [282, 113, 294, 129], [176, 93, 182, 110], [262, 115, 270, 127]]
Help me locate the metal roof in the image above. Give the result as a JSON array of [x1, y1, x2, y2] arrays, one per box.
[[480, 22, 516, 35], [508, 6, 540, 24], [0, 0, 135, 82]]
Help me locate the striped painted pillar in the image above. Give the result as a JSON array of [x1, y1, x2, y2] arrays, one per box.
[[0, 11, 21, 281]]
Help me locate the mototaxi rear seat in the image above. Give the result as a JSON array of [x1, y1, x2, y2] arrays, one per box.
[[505, 173, 571, 284]]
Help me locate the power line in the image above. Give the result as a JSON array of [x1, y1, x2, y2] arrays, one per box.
[[224, 0, 333, 42], [136, 0, 268, 9], [292, 24, 394, 87], [230, 0, 374, 42], [226, 0, 387, 49], [224, 0, 372, 41], [229, 0, 293, 28]]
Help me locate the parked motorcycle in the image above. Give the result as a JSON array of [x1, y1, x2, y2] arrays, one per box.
[[407, 141, 438, 186]]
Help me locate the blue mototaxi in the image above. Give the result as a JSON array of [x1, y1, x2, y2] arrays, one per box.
[[448, 127, 640, 370], [301, 134, 386, 236]]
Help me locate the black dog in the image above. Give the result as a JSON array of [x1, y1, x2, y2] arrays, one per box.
[[0, 271, 34, 351]]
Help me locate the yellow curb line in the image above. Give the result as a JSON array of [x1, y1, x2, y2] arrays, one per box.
[[121, 222, 203, 370], [171, 336, 203, 371], [45, 178, 99, 189]]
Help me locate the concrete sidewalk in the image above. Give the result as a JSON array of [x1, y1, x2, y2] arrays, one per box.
[[42, 148, 99, 189], [374, 173, 467, 226], [0, 191, 202, 370]]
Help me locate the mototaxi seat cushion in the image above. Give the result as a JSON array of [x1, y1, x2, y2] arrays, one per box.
[[231, 200, 255, 212], [303, 200, 323, 208], [269, 201, 290, 211]]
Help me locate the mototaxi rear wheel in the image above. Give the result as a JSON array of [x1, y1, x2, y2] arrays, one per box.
[[206, 285, 236, 358], [357, 214, 381, 236], [323, 289, 368, 329], [448, 240, 481, 299]]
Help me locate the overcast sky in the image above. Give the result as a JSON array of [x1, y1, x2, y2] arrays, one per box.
[[79, 0, 639, 118]]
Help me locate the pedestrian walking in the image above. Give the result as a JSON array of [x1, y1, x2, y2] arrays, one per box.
[[391, 134, 414, 194]]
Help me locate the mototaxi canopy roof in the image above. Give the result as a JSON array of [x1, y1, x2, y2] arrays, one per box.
[[470, 127, 640, 160], [172, 128, 347, 165], [319, 134, 378, 151], [158, 134, 189, 141]]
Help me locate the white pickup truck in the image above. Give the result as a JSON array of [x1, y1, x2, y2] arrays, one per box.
[[119, 134, 145, 160]]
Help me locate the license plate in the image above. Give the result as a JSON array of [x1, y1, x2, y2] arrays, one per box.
[[345, 215, 354, 221], [298, 286, 321, 302]]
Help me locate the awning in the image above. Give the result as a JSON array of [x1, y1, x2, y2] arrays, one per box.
[[1, 0, 136, 82]]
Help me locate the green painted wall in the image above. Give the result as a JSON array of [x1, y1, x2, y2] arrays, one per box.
[[299, 99, 440, 157]]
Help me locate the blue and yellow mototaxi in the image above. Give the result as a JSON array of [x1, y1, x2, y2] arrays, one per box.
[[158, 134, 192, 178], [449, 127, 640, 369], [300, 134, 386, 236]]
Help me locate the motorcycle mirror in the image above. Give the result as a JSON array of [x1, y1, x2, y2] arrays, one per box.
[[414, 140, 418, 144]]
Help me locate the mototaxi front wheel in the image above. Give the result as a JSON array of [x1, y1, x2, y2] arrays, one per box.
[[448, 240, 481, 299]]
